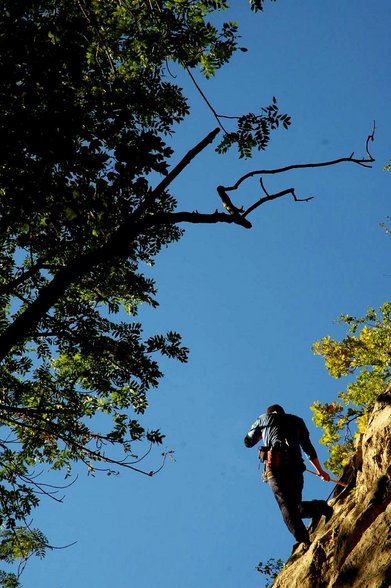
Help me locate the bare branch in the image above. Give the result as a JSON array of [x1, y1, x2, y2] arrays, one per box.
[[217, 185, 244, 216], [243, 185, 314, 218], [151, 127, 220, 198], [222, 131, 376, 193], [213, 130, 375, 222], [0, 129, 375, 361], [150, 210, 252, 229]]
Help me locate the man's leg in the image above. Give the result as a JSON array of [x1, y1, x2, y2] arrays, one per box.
[[300, 499, 333, 531], [267, 470, 310, 544]]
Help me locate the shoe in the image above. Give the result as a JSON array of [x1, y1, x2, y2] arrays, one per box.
[[308, 502, 333, 534], [322, 502, 333, 522]]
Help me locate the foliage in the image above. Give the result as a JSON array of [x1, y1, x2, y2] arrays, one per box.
[[0, 527, 47, 588], [250, 0, 276, 12], [311, 303, 391, 475], [215, 97, 292, 158], [0, 0, 376, 581], [380, 218, 391, 235], [256, 558, 284, 587], [0, 571, 20, 588], [0, 0, 290, 577], [0, 528, 47, 563]]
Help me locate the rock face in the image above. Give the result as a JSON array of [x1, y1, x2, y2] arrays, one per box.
[[272, 389, 391, 588]]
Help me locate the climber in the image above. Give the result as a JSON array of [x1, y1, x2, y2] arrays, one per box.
[[244, 404, 333, 551]]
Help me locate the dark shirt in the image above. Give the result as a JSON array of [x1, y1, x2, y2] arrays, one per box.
[[244, 412, 318, 462]]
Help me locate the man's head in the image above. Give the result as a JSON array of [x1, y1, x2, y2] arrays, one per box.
[[266, 404, 285, 415]]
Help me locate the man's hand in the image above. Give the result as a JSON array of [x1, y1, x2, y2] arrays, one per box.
[[310, 457, 331, 481], [244, 435, 253, 447], [318, 469, 331, 482]]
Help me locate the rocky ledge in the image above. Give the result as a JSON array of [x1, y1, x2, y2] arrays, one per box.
[[272, 388, 391, 588]]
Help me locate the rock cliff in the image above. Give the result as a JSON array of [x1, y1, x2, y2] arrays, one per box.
[[272, 388, 391, 588]]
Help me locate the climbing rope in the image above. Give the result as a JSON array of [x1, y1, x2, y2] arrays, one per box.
[[305, 468, 348, 487]]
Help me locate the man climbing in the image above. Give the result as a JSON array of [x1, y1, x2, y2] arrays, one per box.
[[244, 404, 333, 551]]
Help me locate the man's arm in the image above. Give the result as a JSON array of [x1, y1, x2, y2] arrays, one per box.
[[244, 419, 262, 448], [298, 418, 331, 481], [309, 457, 331, 481]]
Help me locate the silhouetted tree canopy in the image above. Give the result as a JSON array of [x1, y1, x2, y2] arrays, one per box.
[[0, 1, 374, 582]]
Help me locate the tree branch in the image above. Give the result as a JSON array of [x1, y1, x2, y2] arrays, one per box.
[[214, 129, 375, 223], [0, 129, 375, 360], [0, 403, 75, 417], [222, 129, 375, 193], [185, 68, 229, 133], [0, 413, 164, 477], [150, 127, 220, 199], [243, 185, 314, 218], [0, 129, 222, 360], [150, 210, 252, 229]]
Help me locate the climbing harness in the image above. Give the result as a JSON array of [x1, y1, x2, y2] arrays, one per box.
[[258, 443, 294, 482], [258, 445, 269, 463]]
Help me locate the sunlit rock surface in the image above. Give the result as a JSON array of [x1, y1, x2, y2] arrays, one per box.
[[272, 388, 391, 588]]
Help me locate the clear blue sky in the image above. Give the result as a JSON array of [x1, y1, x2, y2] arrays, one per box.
[[24, 2, 389, 587]]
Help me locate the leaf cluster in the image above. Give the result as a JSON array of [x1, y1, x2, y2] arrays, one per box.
[[256, 558, 284, 587], [0, 571, 20, 588], [0, 0, 247, 572], [216, 98, 291, 158], [0, 1, 291, 582], [311, 303, 391, 475], [249, 0, 276, 12], [0, 528, 47, 563]]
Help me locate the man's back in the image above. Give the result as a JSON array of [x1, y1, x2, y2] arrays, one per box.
[[244, 411, 317, 463]]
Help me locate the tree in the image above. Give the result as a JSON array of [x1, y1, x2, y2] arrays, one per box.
[[311, 303, 391, 476], [0, 0, 375, 581]]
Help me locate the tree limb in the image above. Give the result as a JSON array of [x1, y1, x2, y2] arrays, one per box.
[[0, 129, 375, 360], [0, 129, 222, 360], [214, 128, 375, 222], [222, 128, 375, 193], [243, 185, 314, 218], [150, 127, 220, 200], [185, 68, 229, 133], [151, 210, 252, 229]]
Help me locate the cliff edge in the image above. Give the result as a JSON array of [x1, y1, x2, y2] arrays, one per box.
[[272, 388, 391, 588]]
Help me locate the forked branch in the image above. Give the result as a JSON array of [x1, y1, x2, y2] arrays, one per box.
[[216, 126, 375, 226], [243, 179, 314, 219]]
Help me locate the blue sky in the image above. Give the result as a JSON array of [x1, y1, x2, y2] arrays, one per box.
[[23, 2, 390, 587]]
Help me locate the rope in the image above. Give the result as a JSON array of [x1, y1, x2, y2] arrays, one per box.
[[305, 468, 348, 487]]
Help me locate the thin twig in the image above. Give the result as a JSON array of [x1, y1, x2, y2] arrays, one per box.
[[243, 183, 313, 218], [185, 67, 229, 133], [214, 129, 375, 222], [222, 131, 376, 193]]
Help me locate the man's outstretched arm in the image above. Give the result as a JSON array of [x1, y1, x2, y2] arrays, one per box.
[[299, 418, 331, 481]]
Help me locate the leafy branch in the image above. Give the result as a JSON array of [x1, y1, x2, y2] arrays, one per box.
[[187, 68, 291, 157], [212, 126, 375, 227], [256, 558, 284, 587], [311, 302, 391, 475]]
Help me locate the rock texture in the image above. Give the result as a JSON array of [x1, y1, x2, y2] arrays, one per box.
[[272, 388, 391, 588]]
